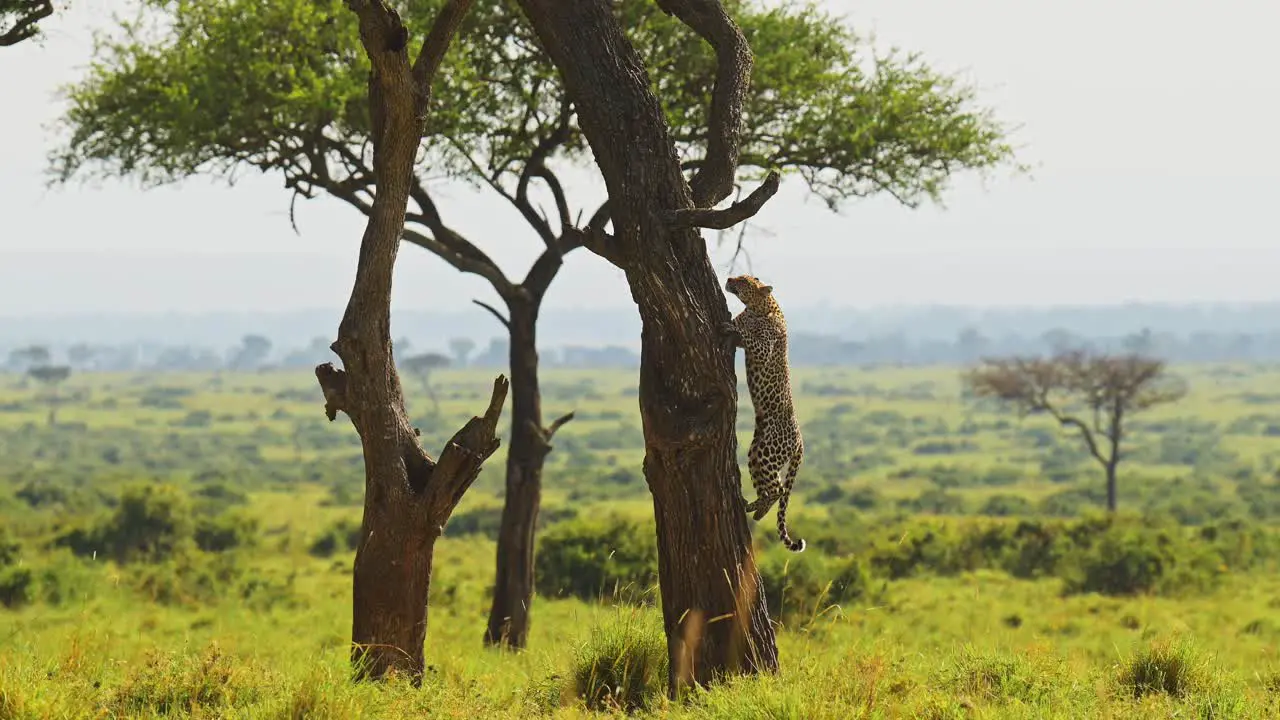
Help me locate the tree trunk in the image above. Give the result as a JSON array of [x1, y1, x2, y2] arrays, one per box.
[[315, 0, 498, 683], [1105, 461, 1118, 513], [484, 296, 546, 649], [514, 0, 778, 695]]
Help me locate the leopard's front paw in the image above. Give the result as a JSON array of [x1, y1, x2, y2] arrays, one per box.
[[719, 321, 738, 337]]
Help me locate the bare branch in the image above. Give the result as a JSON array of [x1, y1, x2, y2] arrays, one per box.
[[472, 299, 511, 329], [563, 224, 623, 268], [315, 362, 350, 423], [654, 0, 752, 207], [401, 228, 512, 297], [426, 374, 509, 525], [668, 170, 779, 230], [545, 410, 575, 439], [587, 200, 610, 232], [514, 97, 574, 245]]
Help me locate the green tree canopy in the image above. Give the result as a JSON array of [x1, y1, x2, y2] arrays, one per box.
[[52, 0, 1016, 284]]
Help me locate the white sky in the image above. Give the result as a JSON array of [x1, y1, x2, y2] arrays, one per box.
[[2, 0, 1278, 316]]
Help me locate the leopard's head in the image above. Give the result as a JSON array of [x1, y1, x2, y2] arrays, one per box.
[[725, 275, 776, 313]]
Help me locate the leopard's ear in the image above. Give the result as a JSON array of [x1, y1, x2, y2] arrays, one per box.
[[760, 285, 774, 294]]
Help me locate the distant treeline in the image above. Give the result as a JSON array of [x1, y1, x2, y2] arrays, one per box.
[[5, 326, 1280, 373]]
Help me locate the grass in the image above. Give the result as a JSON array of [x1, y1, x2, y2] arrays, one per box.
[[3, 363, 1280, 716]]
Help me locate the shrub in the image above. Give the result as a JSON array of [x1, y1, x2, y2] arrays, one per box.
[[55, 483, 195, 563], [0, 566, 35, 608], [1059, 517, 1221, 596], [308, 518, 362, 558], [570, 609, 667, 713], [130, 551, 244, 607], [535, 515, 657, 602], [195, 511, 259, 552], [36, 550, 98, 606], [0, 528, 19, 567], [756, 549, 876, 623], [978, 494, 1034, 517]]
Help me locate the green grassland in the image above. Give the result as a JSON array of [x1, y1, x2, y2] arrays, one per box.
[[4, 364, 1280, 717]]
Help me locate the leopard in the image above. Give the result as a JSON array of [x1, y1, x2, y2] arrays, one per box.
[[720, 274, 806, 553]]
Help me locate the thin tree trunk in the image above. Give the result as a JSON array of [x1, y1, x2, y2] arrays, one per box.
[[485, 296, 546, 649], [1105, 461, 1118, 513], [514, 0, 778, 695]]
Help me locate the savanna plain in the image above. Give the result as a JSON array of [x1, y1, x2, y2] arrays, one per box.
[[3, 364, 1280, 718]]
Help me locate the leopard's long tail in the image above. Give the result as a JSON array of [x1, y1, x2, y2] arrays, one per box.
[[776, 494, 806, 553]]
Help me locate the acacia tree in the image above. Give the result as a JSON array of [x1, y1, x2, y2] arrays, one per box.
[[401, 351, 451, 410], [0, 0, 53, 47], [312, 0, 507, 682], [52, 0, 1015, 652], [964, 348, 1187, 512]]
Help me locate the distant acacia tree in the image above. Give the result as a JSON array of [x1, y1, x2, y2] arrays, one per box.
[[27, 363, 70, 426], [227, 334, 272, 371], [8, 345, 50, 373], [448, 337, 475, 368], [963, 347, 1187, 512], [402, 352, 452, 411], [0, 0, 54, 47]]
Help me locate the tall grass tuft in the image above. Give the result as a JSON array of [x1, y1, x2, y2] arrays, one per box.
[[569, 607, 667, 713]]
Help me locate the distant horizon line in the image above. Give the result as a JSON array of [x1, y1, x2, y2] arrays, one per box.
[[5, 298, 1280, 320]]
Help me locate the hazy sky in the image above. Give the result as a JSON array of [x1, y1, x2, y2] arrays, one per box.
[[2, 0, 1278, 316]]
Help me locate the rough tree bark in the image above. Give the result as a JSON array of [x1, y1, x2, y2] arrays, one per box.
[[313, 0, 507, 683], [514, 0, 783, 694], [482, 290, 573, 648]]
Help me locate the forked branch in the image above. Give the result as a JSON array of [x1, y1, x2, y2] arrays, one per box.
[[426, 375, 509, 525], [668, 170, 780, 230], [655, 0, 753, 207]]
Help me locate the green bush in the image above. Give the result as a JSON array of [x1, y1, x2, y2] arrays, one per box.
[[0, 527, 19, 567], [55, 483, 195, 564], [130, 551, 244, 607], [0, 565, 35, 608], [535, 515, 657, 602], [36, 550, 99, 606], [195, 511, 259, 552], [756, 548, 876, 622], [308, 518, 362, 558], [1058, 516, 1222, 596]]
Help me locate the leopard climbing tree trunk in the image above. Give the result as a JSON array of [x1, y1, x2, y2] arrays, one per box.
[[313, 0, 509, 683], [514, 0, 784, 694]]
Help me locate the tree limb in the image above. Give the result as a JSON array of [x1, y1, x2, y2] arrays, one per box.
[[1049, 411, 1110, 468], [514, 97, 574, 246], [409, 0, 477, 115], [544, 410, 575, 439], [0, 0, 52, 47], [425, 375, 509, 525], [563, 225, 623, 268], [654, 0, 752, 207], [667, 170, 779, 230], [472, 299, 511, 329], [399, 228, 511, 298]]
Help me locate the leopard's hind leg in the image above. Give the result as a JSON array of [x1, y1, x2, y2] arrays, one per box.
[[776, 444, 805, 551]]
